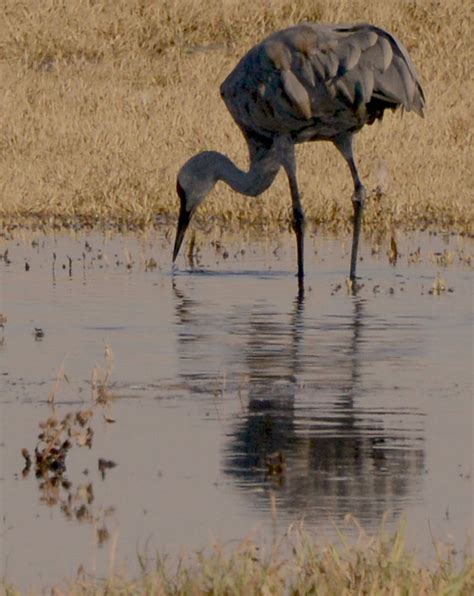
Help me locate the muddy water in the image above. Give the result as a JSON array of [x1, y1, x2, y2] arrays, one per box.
[[0, 231, 472, 589]]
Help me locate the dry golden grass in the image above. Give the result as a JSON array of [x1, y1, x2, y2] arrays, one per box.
[[2, 523, 473, 594], [0, 0, 472, 234]]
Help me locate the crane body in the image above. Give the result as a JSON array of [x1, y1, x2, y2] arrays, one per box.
[[173, 22, 425, 284]]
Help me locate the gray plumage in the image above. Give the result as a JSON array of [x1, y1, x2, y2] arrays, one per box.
[[173, 22, 425, 286]]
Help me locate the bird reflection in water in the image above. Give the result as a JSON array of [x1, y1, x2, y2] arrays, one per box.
[[172, 279, 424, 525]]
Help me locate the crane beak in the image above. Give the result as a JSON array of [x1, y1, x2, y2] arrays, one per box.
[[172, 180, 191, 262], [172, 207, 190, 262]]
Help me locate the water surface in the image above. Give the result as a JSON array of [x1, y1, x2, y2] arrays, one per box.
[[0, 230, 472, 589]]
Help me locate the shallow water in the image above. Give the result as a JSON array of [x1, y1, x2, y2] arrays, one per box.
[[0, 230, 472, 589]]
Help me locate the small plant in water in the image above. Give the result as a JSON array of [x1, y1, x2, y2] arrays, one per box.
[[429, 274, 451, 295], [21, 345, 117, 547]]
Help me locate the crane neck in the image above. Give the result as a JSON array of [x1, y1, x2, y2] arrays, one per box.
[[208, 147, 281, 198]]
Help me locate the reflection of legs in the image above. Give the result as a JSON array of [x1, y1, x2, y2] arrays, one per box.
[[334, 134, 366, 281]]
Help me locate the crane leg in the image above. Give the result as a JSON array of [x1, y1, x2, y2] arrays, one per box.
[[279, 140, 305, 287], [333, 134, 366, 281], [350, 185, 366, 281], [286, 167, 306, 286]]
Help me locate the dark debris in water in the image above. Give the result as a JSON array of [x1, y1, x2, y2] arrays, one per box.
[[24, 409, 95, 479], [265, 451, 286, 477], [19, 347, 118, 547], [98, 458, 117, 480], [34, 327, 45, 340]]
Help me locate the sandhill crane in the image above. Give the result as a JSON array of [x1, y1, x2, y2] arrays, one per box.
[[172, 22, 425, 284]]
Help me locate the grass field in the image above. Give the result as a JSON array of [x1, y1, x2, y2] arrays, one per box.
[[0, 0, 472, 234], [2, 523, 473, 594]]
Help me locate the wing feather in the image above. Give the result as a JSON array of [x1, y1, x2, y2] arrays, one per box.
[[360, 43, 389, 72], [372, 67, 406, 104], [360, 67, 375, 102], [325, 51, 339, 78], [308, 51, 326, 79], [265, 38, 313, 119], [393, 57, 416, 104], [300, 57, 316, 86], [224, 22, 426, 130], [378, 36, 393, 71], [344, 43, 362, 71], [351, 29, 378, 50], [338, 26, 425, 115], [335, 78, 355, 103], [281, 70, 313, 118]]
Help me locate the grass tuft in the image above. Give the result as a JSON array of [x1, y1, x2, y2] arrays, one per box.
[[3, 522, 472, 594]]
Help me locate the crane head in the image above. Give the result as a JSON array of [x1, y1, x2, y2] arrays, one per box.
[[172, 152, 219, 263]]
